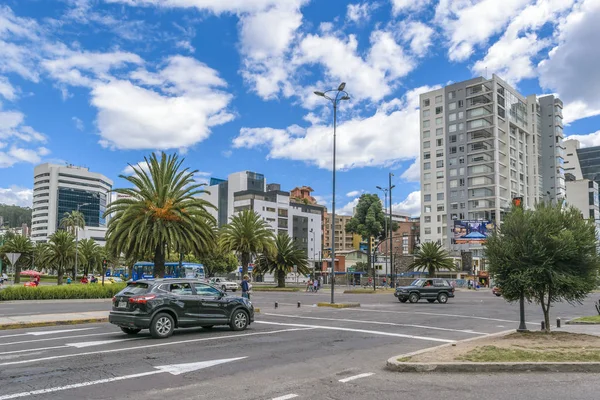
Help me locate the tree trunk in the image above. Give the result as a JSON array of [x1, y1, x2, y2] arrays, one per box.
[[57, 265, 64, 285], [154, 243, 166, 278], [241, 253, 250, 277], [277, 270, 286, 288], [541, 289, 551, 333], [14, 262, 21, 284], [429, 265, 435, 279]]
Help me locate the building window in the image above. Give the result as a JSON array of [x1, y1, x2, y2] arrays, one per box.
[[450, 135, 457, 143], [423, 109, 431, 117], [423, 99, 430, 107], [450, 179, 458, 188], [436, 171, 444, 179], [451, 203, 458, 210], [436, 160, 444, 168], [458, 100, 464, 108], [424, 194, 431, 202], [423, 120, 430, 128], [424, 162, 431, 170], [423, 141, 430, 149], [424, 206, 431, 213], [449, 124, 457, 132], [449, 113, 456, 122], [458, 111, 464, 119], [436, 138, 443, 147], [436, 128, 443, 136], [436, 150, 444, 157], [449, 102, 456, 110], [424, 228, 432, 234], [450, 169, 457, 177], [423, 130, 430, 138], [423, 183, 431, 192], [437, 227, 442, 234], [424, 216, 431, 223], [424, 152, 431, 159], [435, 95, 442, 104], [437, 205, 444, 212], [436, 117, 443, 125], [448, 91, 455, 99], [436, 106, 443, 114], [436, 182, 444, 190], [458, 122, 464, 131], [437, 193, 444, 201], [424, 173, 431, 181], [449, 157, 457, 166]]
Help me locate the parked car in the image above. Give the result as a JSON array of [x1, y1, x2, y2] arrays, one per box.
[[209, 277, 239, 292], [109, 279, 254, 338], [492, 285, 502, 296], [394, 278, 455, 304]]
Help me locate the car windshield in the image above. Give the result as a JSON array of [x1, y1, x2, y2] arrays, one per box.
[[117, 282, 149, 296], [410, 279, 424, 287]]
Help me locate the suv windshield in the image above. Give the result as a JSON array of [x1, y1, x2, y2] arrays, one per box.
[[117, 282, 150, 296], [410, 279, 424, 287]]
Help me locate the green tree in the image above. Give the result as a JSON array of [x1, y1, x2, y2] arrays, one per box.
[[33, 243, 53, 274], [485, 202, 600, 332], [105, 153, 216, 278], [196, 239, 239, 277], [254, 233, 309, 288], [60, 211, 85, 236], [0, 235, 33, 283], [354, 261, 370, 272], [409, 242, 455, 278], [47, 230, 76, 285], [0, 204, 32, 227], [219, 209, 275, 277], [78, 239, 102, 276]]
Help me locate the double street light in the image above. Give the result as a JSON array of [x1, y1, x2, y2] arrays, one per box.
[[74, 202, 90, 280], [315, 83, 350, 304]]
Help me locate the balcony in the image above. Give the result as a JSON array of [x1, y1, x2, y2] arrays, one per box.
[[467, 93, 493, 108], [467, 116, 494, 131], [467, 104, 494, 120], [466, 82, 493, 98]]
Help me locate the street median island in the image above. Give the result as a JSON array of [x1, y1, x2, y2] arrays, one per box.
[[317, 302, 360, 309], [250, 287, 301, 292], [387, 331, 600, 373], [343, 288, 395, 294], [567, 315, 600, 325]]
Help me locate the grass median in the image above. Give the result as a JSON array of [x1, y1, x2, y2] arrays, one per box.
[[251, 287, 301, 292], [568, 315, 600, 324], [344, 288, 395, 294], [0, 283, 127, 301]]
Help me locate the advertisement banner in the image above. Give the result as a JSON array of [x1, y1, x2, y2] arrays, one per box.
[[453, 220, 494, 244]]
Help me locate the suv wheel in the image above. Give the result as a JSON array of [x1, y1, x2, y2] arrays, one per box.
[[150, 312, 174, 339], [120, 327, 141, 335], [222, 285, 227, 292], [230, 309, 249, 331], [437, 293, 449, 304], [408, 293, 419, 303]]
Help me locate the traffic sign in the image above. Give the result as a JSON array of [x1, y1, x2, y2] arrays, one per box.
[[5, 253, 21, 266]]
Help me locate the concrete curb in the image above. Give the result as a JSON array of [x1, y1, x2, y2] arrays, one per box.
[[385, 328, 600, 373], [0, 317, 108, 330], [317, 302, 360, 309], [566, 320, 600, 325]]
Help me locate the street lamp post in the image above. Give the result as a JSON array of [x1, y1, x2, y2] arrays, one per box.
[[389, 174, 395, 288], [74, 202, 90, 280], [310, 228, 316, 278], [315, 83, 350, 304], [376, 186, 388, 286]]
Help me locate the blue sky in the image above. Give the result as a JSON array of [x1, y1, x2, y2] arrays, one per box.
[[1, 0, 599, 217]]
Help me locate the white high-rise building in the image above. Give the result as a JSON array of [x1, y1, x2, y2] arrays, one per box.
[[32, 164, 113, 244], [419, 75, 562, 267], [201, 171, 323, 263]]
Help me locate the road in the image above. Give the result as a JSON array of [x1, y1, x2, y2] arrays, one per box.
[[1, 290, 599, 399]]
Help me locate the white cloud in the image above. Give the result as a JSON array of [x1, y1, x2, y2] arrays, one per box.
[[347, 3, 376, 23], [338, 197, 359, 216], [538, 0, 600, 124], [0, 76, 17, 100], [106, 0, 295, 14], [391, 0, 432, 15], [72, 116, 84, 131], [346, 190, 363, 197], [194, 171, 211, 185], [122, 160, 150, 176], [566, 131, 600, 148], [0, 186, 33, 207], [392, 190, 420, 217], [233, 85, 438, 170], [0, 109, 47, 167], [401, 21, 435, 57], [175, 40, 195, 53], [400, 157, 420, 182], [435, 0, 532, 62], [0, 6, 42, 82]]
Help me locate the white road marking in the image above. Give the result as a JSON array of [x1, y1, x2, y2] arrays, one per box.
[[65, 338, 141, 348], [255, 321, 454, 343], [0, 327, 96, 339], [339, 372, 374, 383], [0, 346, 66, 355], [351, 308, 527, 323], [0, 357, 246, 400], [0, 332, 115, 347], [0, 328, 313, 367], [263, 313, 489, 335], [272, 394, 299, 400]]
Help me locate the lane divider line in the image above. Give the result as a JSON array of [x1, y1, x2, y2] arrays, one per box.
[[339, 372, 374, 383], [272, 395, 299, 400]]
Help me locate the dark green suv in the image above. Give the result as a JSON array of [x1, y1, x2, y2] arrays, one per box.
[[394, 278, 455, 304]]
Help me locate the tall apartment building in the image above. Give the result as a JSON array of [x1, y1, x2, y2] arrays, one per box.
[[419, 74, 563, 263], [32, 164, 113, 244], [323, 214, 354, 255], [201, 171, 323, 263], [538, 95, 566, 201]]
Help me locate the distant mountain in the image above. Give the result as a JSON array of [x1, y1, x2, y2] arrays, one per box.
[[0, 204, 32, 228]]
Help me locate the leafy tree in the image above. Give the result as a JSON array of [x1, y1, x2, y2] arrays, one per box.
[[409, 241, 455, 278], [485, 202, 600, 332], [47, 230, 76, 285], [78, 239, 102, 276], [105, 153, 216, 278], [34, 243, 54, 274], [219, 209, 275, 277], [197, 248, 239, 277], [354, 261, 370, 272], [60, 211, 85, 236], [0, 235, 33, 283], [0, 204, 32, 227], [254, 233, 309, 287]]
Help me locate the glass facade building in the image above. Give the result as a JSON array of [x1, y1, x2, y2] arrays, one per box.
[[57, 188, 107, 229]]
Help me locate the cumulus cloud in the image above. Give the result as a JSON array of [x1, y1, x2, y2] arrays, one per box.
[[400, 157, 420, 182], [0, 186, 33, 207], [566, 131, 600, 148], [0, 76, 17, 101], [392, 190, 420, 217], [72, 117, 84, 131], [233, 85, 438, 170], [338, 197, 359, 216], [0, 109, 47, 167], [391, 0, 432, 15], [347, 3, 376, 23], [346, 190, 363, 197]]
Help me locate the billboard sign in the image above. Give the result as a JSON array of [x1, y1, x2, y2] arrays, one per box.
[[453, 220, 494, 244]]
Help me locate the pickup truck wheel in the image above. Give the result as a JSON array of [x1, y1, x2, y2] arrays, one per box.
[[427, 299, 435, 303], [437, 293, 449, 304], [150, 312, 174, 339], [222, 285, 227, 292], [398, 298, 407, 303], [120, 327, 141, 335], [230, 309, 249, 331], [408, 293, 419, 303]]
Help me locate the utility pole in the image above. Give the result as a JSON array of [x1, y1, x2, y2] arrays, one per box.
[[389, 173, 395, 288]]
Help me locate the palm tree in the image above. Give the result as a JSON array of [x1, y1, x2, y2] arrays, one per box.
[[47, 230, 76, 285], [105, 153, 216, 278], [34, 243, 54, 275], [60, 211, 85, 235], [78, 239, 102, 277], [0, 235, 33, 283], [409, 242, 455, 278], [254, 233, 309, 288], [219, 209, 275, 277]]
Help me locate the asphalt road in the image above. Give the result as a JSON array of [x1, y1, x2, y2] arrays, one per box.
[[0, 290, 599, 399]]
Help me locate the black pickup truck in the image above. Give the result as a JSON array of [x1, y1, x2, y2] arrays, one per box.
[[394, 278, 455, 304]]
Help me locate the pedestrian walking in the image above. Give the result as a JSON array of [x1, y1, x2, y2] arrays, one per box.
[[241, 275, 250, 299], [313, 279, 318, 293], [382, 277, 387, 288], [307, 279, 313, 292]]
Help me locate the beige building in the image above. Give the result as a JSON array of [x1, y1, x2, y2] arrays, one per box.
[[323, 213, 355, 256]]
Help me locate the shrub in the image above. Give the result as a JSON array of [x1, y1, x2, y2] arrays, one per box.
[[0, 283, 127, 301]]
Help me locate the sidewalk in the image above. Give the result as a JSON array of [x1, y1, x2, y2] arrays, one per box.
[[0, 311, 109, 330], [555, 324, 600, 337]]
